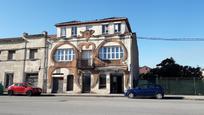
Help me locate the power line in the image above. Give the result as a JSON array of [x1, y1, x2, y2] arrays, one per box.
[[138, 37, 204, 41]]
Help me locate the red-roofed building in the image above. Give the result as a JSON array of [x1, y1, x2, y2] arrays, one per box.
[[139, 66, 151, 74]]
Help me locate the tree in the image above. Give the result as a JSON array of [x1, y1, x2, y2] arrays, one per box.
[[140, 57, 203, 80], [151, 57, 203, 78]]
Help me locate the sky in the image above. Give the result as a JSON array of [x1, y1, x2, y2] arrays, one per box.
[[0, 0, 203, 68]]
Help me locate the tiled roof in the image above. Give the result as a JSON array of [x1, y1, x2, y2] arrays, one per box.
[[55, 17, 127, 26], [55, 17, 132, 32], [26, 34, 45, 38], [48, 34, 57, 39], [0, 34, 47, 43], [0, 37, 24, 43]]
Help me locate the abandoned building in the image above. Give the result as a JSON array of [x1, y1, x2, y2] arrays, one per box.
[[0, 17, 139, 94], [0, 32, 48, 91]]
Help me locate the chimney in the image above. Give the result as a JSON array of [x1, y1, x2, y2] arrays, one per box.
[[42, 31, 48, 38], [23, 32, 28, 37]]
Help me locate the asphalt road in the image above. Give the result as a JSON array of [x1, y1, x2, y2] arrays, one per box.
[[0, 96, 203, 115]]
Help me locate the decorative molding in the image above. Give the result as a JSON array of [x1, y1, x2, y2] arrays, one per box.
[[80, 30, 95, 41], [78, 42, 96, 51]]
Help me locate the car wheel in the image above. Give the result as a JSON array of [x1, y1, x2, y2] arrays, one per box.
[[8, 90, 13, 96], [128, 93, 134, 98], [26, 91, 32, 96], [156, 93, 163, 99]]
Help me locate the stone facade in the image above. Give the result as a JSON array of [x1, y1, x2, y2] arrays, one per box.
[[47, 17, 139, 94], [0, 33, 48, 92], [0, 17, 139, 94]]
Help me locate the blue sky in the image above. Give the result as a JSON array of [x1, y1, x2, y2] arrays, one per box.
[[0, 0, 203, 68]]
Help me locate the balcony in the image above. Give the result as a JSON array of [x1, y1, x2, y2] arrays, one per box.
[[78, 59, 94, 69]]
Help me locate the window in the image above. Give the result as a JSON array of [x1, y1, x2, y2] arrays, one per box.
[[54, 48, 75, 62], [82, 50, 92, 60], [71, 26, 77, 37], [25, 73, 38, 87], [99, 46, 124, 60], [8, 50, 15, 60], [60, 27, 66, 37], [5, 73, 13, 88], [114, 23, 121, 33], [29, 49, 37, 59], [99, 74, 106, 89], [102, 24, 109, 34]]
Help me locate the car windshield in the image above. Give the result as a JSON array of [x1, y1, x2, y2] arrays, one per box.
[[23, 83, 33, 87]]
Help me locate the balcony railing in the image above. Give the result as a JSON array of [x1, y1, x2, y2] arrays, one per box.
[[78, 59, 93, 69]]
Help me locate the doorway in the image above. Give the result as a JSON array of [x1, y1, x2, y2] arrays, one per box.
[[5, 73, 14, 88], [52, 77, 63, 93], [82, 73, 91, 93], [67, 75, 74, 91], [110, 73, 123, 93]]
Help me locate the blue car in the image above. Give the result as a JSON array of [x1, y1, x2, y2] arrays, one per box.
[[125, 84, 164, 99]]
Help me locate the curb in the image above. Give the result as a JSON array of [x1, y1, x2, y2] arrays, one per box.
[[42, 93, 124, 98], [1, 93, 204, 100], [44, 94, 204, 100]]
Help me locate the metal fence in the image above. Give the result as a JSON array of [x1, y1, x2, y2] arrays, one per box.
[[139, 77, 204, 95]]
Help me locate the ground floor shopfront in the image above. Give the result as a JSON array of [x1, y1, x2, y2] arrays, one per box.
[[47, 67, 131, 94]]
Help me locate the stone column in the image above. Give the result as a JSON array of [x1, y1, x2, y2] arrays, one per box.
[[63, 75, 67, 93], [106, 72, 110, 94]]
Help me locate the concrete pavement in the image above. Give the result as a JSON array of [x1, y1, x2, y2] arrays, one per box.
[[43, 93, 204, 100], [0, 96, 204, 115], [2, 92, 204, 100]]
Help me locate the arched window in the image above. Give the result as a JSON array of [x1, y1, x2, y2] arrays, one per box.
[[99, 46, 124, 60], [54, 48, 75, 61]]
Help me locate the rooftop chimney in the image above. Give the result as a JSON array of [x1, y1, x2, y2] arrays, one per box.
[[42, 31, 48, 38]]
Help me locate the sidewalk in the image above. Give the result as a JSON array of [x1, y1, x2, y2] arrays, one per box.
[[42, 93, 204, 100], [42, 93, 124, 97], [165, 95, 204, 100], [2, 91, 204, 100]]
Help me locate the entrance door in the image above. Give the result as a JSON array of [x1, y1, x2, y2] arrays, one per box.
[[5, 73, 14, 88], [82, 73, 91, 93], [52, 77, 63, 93], [67, 75, 74, 91], [110, 74, 123, 94]]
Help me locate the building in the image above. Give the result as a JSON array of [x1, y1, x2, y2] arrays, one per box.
[[47, 17, 139, 94], [0, 17, 139, 94], [139, 66, 151, 74], [0, 32, 48, 91]]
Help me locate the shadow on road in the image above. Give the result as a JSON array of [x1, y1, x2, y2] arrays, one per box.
[[0, 94, 55, 97], [129, 96, 184, 100], [163, 96, 184, 100]]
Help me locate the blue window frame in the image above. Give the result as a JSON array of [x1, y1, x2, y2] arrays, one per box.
[[71, 26, 77, 37], [114, 23, 121, 33], [54, 49, 75, 62], [102, 24, 109, 34], [60, 27, 66, 37], [99, 46, 124, 60]]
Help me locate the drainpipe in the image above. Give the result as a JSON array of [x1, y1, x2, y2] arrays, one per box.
[[42, 31, 48, 93], [22, 33, 28, 82]]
